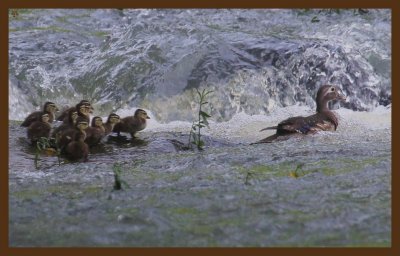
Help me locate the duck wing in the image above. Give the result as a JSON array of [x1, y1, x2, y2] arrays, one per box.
[[259, 116, 312, 135]]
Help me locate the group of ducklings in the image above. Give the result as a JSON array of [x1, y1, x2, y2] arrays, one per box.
[[21, 100, 150, 162]]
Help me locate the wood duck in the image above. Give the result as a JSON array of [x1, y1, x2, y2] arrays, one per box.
[[252, 85, 347, 144], [112, 109, 150, 139], [56, 100, 94, 122], [103, 113, 121, 135], [57, 117, 89, 152], [64, 129, 89, 162], [27, 113, 51, 145], [21, 102, 59, 127], [85, 116, 106, 147]]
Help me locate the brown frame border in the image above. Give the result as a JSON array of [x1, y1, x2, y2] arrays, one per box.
[[1, 1, 398, 256]]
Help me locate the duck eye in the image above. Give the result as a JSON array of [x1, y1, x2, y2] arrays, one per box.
[[330, 87, 335, 92]]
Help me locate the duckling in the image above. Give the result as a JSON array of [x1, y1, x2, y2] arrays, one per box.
[[57, 117, 89, 152], [64, 130, 89, 162], [56, 100, 94, 122], [27, 113, 51, 145], [21, 101, 59, 127], [252, 85, 347, 144], [85, 116, 106, 147], [75, 102, 91, 123], [112, 109, 150, 139], [103, 113, 120, 135], [52, 109, 78, 140]]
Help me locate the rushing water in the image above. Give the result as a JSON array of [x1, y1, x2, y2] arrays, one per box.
[[9, 9, 391, 247], [9, 9, 391, 121]]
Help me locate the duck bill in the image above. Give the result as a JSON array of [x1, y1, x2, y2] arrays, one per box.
[[338, 94, 347, 102], [337, 91, 347, 102]]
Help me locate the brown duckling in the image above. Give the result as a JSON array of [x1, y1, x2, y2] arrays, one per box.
[[27, 113, 51, 145], [57, 117, 89, 152], [85, 116, 106, 147], [103, 113, 121, 135], [252, 85, 347, 144], [112, 109, 150, 139], [65, 130, 89, 162], [21, 101, 59, 127], [52, 109, 78, 140], [56, 100, 94, 122], [75, 102, 91, 123]]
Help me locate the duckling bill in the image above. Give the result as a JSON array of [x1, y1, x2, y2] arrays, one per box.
[[252, 85, 346, 144]]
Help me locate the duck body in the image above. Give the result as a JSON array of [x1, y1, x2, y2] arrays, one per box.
[[52, 109, 78, 139], [85, 116, 105, 147], [113, 109, 150, 138], [103, 113, 120, 135], [21, 102, 58, 127], [253, 85, 346, 144], [27, 113, 51, 144], [57, 117, 89, 152], [65, 131, 89, 162]]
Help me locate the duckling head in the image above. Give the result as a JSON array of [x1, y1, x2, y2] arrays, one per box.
[[44, 102, 59, 113], [75, 117, 89, 131], [78, 104, 91, 116], [91, 116, 104, 128], [107, 113, 121, 124], [134, 109, 150, 120]]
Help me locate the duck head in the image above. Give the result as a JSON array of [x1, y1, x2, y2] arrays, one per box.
[[79, 100, 94, 113], [91, 116, 104, 128], [44, 102, 59, 113], [316, 85, 347, 112], [107, 113, 120, 124], [75, 117, 89, 131], [134, 109, 150, 120], [77, 103, 91, 116]]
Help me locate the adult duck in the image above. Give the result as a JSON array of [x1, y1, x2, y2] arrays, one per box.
[[252, 85, 346, 144]]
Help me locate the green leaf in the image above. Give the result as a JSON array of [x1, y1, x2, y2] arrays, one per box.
[[196, 89, 202, 98], [200, 111, 211, 118], [197, 140, 205, 149], [204, 90, 214, 96]]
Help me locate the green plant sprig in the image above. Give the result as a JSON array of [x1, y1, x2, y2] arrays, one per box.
[[188, 88, 213, 150]]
